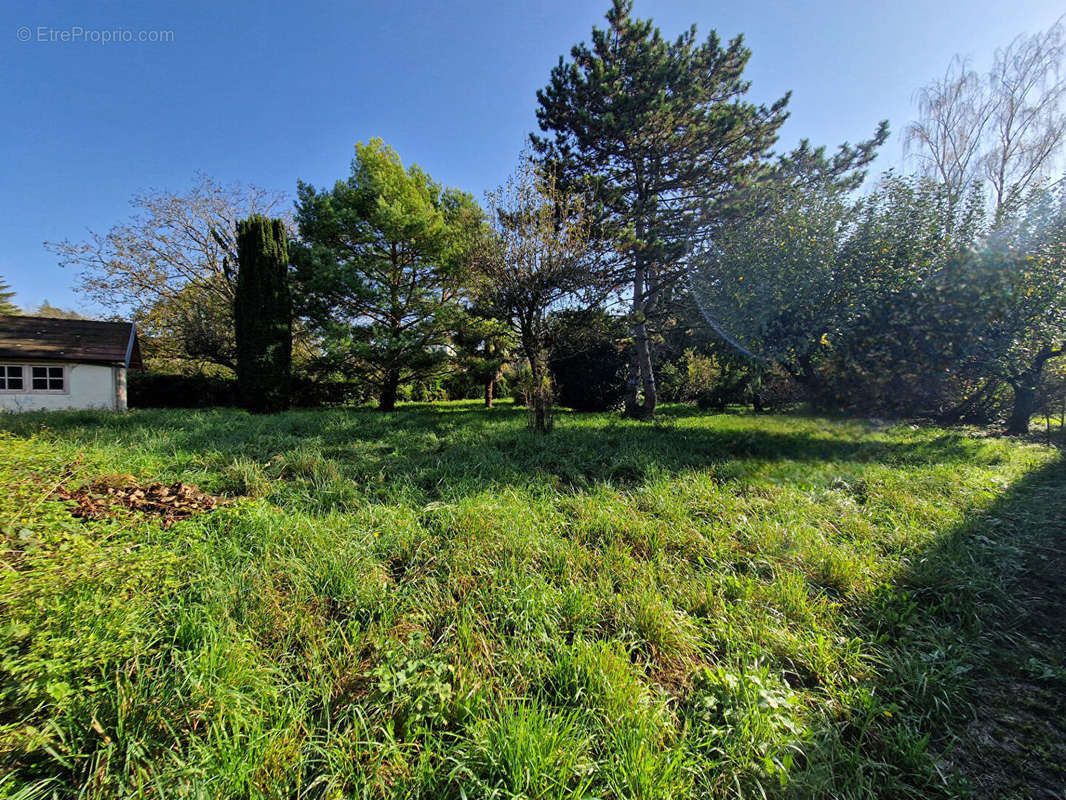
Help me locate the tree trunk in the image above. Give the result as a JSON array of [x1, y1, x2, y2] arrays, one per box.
[[624, 343, 641, 418], [633, 318, 657, 418], [624, 267, 643, 417], [937, 378, 1001, 425], [529, 359, 552, 433], [1005, 346, 1063, 434], [484, 377, 494, 408], [379, 370, 400, 411], [519, 325, 552, 433], [1007, 380, 1039, 435], [624, 263, 657, 420]]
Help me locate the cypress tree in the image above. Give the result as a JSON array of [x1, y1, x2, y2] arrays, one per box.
[[234, 215, 292, 413]]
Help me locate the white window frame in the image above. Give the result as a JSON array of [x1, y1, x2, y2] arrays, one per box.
[[0, 364, 26, 393], [0, 364, 70, 394], [29, 365, 68, 394]]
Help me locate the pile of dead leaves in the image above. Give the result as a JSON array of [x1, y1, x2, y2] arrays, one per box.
[[55, 474, 228, 529]]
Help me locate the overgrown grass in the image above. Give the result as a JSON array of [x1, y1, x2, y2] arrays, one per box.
[[0, 402, 1061, 798]]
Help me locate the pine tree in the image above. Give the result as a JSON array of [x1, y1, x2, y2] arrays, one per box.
[[292, 139, 482, 411], [0, 277, 19, 315], [234, 215, 292, 413], [532, 0, 789, 418]]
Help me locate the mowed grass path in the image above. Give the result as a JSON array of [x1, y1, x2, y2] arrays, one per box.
[[0, 402, 1062, 799]]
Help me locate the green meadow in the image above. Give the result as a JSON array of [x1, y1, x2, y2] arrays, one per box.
[[1, 403, 1063, 798]]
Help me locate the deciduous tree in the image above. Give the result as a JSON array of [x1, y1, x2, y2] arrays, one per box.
[[984, 19, 1066, 224], [957, 185, 1066, 432], [907, 17, 1066, 224], [689, 132, 888, 387], [46, 174, 288, 372], [471, 160, 594, 432], [905, 57, 993, 213]]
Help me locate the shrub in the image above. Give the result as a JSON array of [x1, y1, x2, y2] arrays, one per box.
[[129, 373, 364, 409], [128, 372, 238, 408], [549, 310, 629, 412]]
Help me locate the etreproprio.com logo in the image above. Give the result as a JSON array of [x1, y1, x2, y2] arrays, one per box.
[[16, 26, 175, 44]]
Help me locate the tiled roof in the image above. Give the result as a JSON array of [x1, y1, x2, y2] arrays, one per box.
[[0, 316, 143, 368]]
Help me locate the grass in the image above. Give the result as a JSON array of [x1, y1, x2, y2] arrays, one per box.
[[0, 401, 1062, 798]]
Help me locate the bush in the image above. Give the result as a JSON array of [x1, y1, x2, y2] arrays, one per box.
[[291, 378, 367, 408], [509, 365, 529, 406], [549, 311, 629, 412], [129, 373, 364, 409], [658, 349, 724, 403], [129, 373, 238, 408]]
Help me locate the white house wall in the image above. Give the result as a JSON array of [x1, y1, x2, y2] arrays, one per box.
[[0, 364, 117, 412]]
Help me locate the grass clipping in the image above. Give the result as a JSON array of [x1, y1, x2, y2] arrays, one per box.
[[55, 474, 226, 528]]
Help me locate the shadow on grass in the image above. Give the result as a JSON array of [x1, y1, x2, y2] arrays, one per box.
[[0, 402, 1001, 500], [792, 452, 1066, 798], [1, 403, 1062, 796]]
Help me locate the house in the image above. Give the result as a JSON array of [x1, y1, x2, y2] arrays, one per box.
[[0, 316, 142, 412]]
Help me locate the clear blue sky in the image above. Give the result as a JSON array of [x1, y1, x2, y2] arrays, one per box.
[[2, 0, 1063, 314]]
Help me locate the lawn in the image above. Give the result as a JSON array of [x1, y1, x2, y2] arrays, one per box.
[[0, 402, 1063, 799]]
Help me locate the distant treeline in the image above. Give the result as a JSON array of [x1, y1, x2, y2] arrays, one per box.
[[42, 3, 1066, 433]]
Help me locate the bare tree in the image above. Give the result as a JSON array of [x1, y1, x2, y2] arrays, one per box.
[[46, 174, 289, 372], [984, 19, 1066, 223], [905, 56, 993, 212], [907, 17, 1066, 224], [472, 159, 595, 433]]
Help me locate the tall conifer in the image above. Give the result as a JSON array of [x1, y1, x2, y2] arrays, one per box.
[[235, 215, 292, 413], [532, 0, 789, 417]]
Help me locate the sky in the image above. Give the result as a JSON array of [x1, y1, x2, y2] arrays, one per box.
[[1, 0, 1064, 315]]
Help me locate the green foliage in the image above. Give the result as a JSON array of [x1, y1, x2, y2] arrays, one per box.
[[694, 162, 1066, 430], [657, 349, 725, 403], [141, 273, 239, 375], [26, 301, 83, 319], [825, 175, 989, 415], [235, 215, 292, 413], [0, 278, 18, 315], [292, 139, 483, 411], [454, 704, 595, 799], [533, 0, 790, 416], [448, 308, 512, 406], [46, 175, 290, 375], [549, 309, 629, 412], [371, 637, 457, 738], [829, 176, 1066, 428], [692, 131, 887, 370], [0, 405, 1059, 797], [472, 159, 595, 431], [128, 372, 365, 409], [687, 663, 807, 793]]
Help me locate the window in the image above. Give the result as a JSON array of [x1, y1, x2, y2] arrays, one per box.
[[0, 365, 67, 392], [0, 365, 24, 390], [30, 366, 65, 392]]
